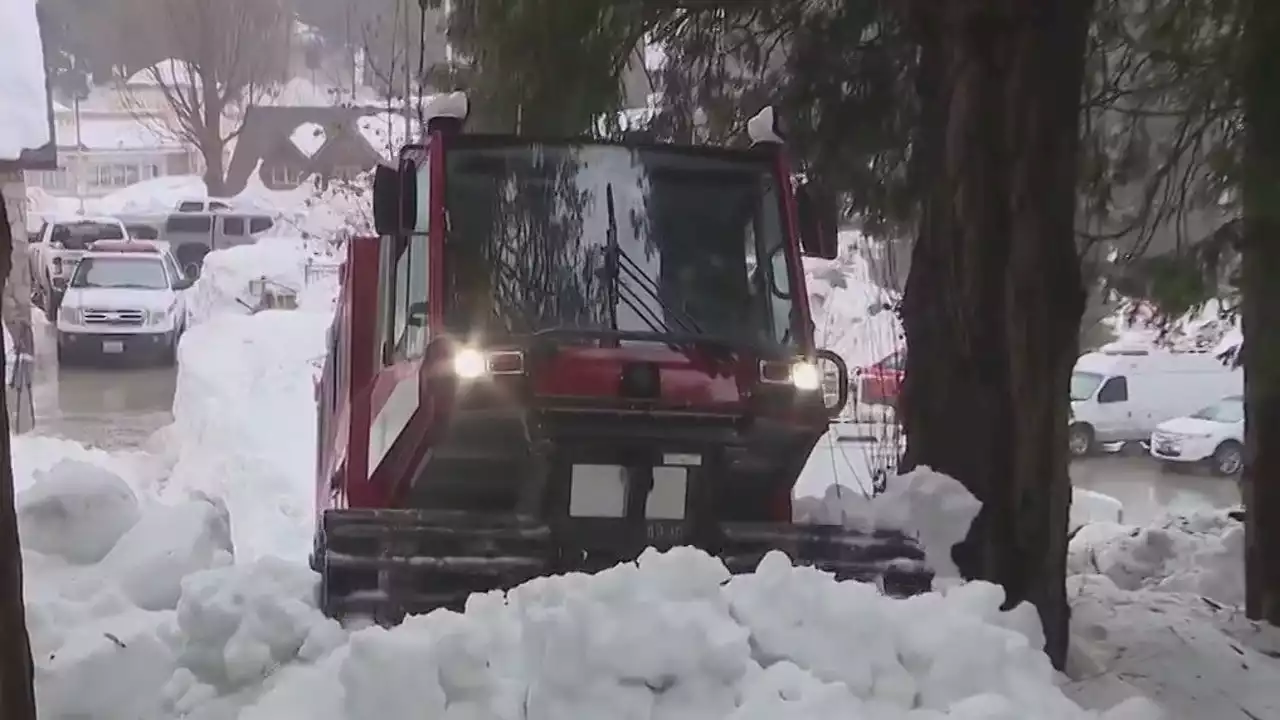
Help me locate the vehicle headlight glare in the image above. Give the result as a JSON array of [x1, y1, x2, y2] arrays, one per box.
[[790, 361, 821, 391], [452, 347, 487, 379]]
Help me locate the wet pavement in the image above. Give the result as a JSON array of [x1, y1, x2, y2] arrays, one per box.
[[26, 316, 177, 450], [1071, 451, 1241, 526]]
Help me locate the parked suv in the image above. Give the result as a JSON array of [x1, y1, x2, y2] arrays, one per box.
[[55, 240, 192, 366]]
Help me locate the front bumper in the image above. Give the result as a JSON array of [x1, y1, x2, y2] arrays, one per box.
[[1149, 432, 1217, 463], [56, 329, 173, 356]]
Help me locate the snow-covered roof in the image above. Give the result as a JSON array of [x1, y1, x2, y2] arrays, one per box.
[[0, 0, 51, 160], [125, 59, 197, 89], [61, 116, 185, 151]]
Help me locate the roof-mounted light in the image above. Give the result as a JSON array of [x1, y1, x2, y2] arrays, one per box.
[[426, 91, 470, 136], [747, 106, 785, 146]]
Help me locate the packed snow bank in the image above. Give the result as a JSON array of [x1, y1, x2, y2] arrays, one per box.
[[21, 460, 1154, 720], [162, 243, 338, 561], [1067, 509, 1243, 608], [244, 548, 1149, 720], [11, 433, 168, 500], [184, 240, 340, 325], [795, 467, 981, 579], [0, 0, 50, 159], [1066, 574, 1279, 720], [162, 308, 330, 562]]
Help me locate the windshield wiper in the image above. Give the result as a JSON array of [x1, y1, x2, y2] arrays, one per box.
[[602, 183, 705, 337]]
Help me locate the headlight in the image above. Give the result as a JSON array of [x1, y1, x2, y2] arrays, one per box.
[[148, 310, 168, 325], [790, 361, 821, 391], [452, 348, 487, 379], [61, 307, 81, 324]]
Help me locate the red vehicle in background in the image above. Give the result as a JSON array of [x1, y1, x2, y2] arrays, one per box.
[[857, 350, 905, 406], [310, 93, 932, 624]]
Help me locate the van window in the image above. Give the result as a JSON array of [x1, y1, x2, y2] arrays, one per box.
[[177, 201, 204, 212], [165, 215, 213, 234], [1070, 371, 1103, 401], [249, 217, 274, 234], [1097, 376, 1128, 404], [222, 217, 246, 236]]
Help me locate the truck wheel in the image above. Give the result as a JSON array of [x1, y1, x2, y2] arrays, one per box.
[[1068, 423, 1095, 458], [1210, 441, 1244, 477]]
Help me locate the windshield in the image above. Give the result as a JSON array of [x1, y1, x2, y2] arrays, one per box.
[[1191, 396, 1244, 423], [51, 222, 124, 250], [1070, 371, 1103, 401], [70, 257, 168, 290], [442, 141, 796, 348]]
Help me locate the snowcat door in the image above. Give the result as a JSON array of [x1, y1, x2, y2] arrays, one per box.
[[372, 145, 428, 237], [796, 180, 839, 259]]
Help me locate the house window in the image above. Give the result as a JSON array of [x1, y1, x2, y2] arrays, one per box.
[[267, 164, 306, 187], [26, 169, 70, 191], [92, 163, 142, 188]]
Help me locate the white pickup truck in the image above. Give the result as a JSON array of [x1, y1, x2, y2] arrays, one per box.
[[29, 216, 134, 322]]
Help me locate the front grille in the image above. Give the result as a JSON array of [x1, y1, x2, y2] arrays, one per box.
[[82, 308, 145, 327]]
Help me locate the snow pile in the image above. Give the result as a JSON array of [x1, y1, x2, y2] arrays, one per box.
[[11, 433, 168, 500], [91, 175, 210, 216], [16, 454, 1160, 719], [1066, 574, 1279, 720], [243, 548, 1150, 720], [1067, 509, 1243, 608], [794, 467, 982, 579], [162, 307, 331, 562], [161, 242, 339, 562], [0, 0, 50, 159], [184, 240, 340, 325]]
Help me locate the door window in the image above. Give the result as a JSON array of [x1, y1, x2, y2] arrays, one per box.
[[1097, 376, 1129, 404]]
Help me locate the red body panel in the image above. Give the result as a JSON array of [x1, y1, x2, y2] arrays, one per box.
[[529, 345, 749, 410]]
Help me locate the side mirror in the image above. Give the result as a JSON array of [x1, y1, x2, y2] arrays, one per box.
[[373, 144, 428, 237], [174, 277, 193, 290], [796, 181, 840, 260], [407, 301, 427, 327], [815, 348, 849, 418]]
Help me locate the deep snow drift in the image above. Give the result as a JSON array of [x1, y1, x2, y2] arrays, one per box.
[[157, 241, 339, 562], [1068, 509, 1244, 609], [17, 449, 1158, 720]]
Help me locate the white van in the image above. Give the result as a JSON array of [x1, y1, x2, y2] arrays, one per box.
[[1068, 348, 1241, 457]]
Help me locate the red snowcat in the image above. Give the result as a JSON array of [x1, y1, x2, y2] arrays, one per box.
[[311, 93, 932, 623]]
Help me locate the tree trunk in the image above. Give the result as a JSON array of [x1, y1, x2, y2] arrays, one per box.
[[899, 0, 1092, 669], [1240, 0, 1280, 623], [201, 76, 226, 196], [0, 197, 36, 719]]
